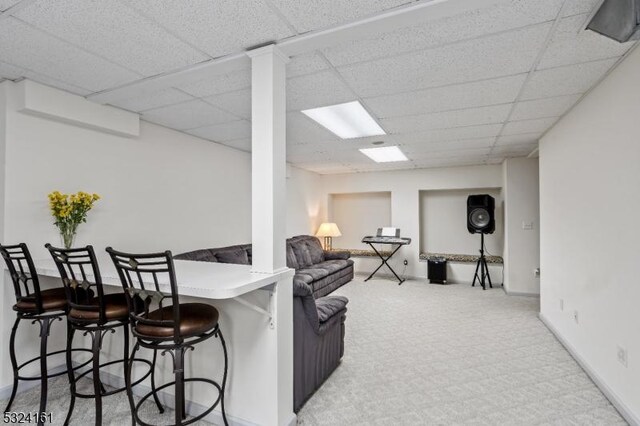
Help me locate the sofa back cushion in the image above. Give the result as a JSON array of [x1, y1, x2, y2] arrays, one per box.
[[214, 246, 250, 265], [305, 237, 325, 264], [286, 244, 299, 270], [173, 249, 218, 263]]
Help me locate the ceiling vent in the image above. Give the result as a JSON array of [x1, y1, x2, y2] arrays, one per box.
[[586, 0, 640, 43]]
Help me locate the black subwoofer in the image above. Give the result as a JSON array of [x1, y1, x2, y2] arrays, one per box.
[[467, 194, 495, 234]]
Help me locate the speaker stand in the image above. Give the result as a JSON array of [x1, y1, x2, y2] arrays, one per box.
[[472, 233, 493, 290]]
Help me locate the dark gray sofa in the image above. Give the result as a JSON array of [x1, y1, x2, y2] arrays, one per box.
[[174, 235, 352, 411]]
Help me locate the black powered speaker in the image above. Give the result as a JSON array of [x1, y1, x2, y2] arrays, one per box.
[[467, 194, 495, 234]]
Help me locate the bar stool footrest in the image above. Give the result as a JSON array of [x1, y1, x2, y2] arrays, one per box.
[[134, 378, 223, 426], [16, 348, 93, 381], [72, 357, 153, 398]]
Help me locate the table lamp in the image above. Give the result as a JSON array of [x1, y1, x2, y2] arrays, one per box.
[[316, 223, 342, 251]]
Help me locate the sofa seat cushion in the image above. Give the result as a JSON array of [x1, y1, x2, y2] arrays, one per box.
[[314, 259, 353, 274], [316, 296, 348, 323], [296, 268, 330, 282]]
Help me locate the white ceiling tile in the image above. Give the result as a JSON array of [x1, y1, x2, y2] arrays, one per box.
[[520, 58, 617, 100], [491, 142, 537, 156], [538, 14, 633, 70], [0, 0, 20, 11], [142, 99, 236, 130], [110, 89, 194, 112], [402, 138, 496, 153], [411, 158, 488, 170], [187, 120, 251, 142], [501, 117, 558, 135], [0, 60, 25, 79], [337, 23, 551, 97], [323, 0, 563, 67], [288, 53, 329, 78], [496, 133, 540, 145], [204, 89, 251, 119], [364, 74, 526, 118], [0, 18, 140, 92], [381, 104, 512, 134], [562, 0, 602, 16], [15, 0, 209, 77], [397, 124, 504, 144], [220, 138, 252, 153], [287, 112, 339, 144], [408, 147, 492, 161], [287, 71, 355, 111], [510, 94, 581, 121], [176, 69, 251, 98], [269, 0, 412, 33], [293, 162, 354, 175], [121, 0, 293, 58]]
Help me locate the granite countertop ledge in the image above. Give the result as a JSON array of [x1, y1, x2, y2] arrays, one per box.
[[419, 253, 503, 264]]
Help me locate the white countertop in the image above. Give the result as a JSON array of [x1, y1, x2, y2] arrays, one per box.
[[33, 258, 294, 300]]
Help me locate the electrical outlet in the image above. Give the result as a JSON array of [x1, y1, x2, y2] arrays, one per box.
[[559, 299, 564, 311], [403, 259, 408, 266], [573, 310, 579, 324], [617, 346, 628, 367], [534, 267, 540, 278]]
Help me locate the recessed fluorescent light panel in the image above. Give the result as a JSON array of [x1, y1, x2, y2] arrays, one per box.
[[301, 101, 386, 139], [359, 146, 408, 163]]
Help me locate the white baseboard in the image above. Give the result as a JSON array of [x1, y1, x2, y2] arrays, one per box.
[[539, 313, 639, 426], [0, 363, 68, 401]]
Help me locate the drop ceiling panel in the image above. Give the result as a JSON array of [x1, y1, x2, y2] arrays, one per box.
[[399, 124, 504, 144], [364, 74, 526, 118], [187, 120, 251, 142], [323, 0, 563, 67], [287, 112, 340, 145], [491, 142, 537, 155], [287, 71, 355, 111], [142, 99, 237, 130], [288, 53, 329, 78], [520, 58, 616, 100], [408, 147, 492, 160], [337, 23, 551, 98], [220, 138, 251, 153], [0, 0, 20, 11], [204, 89, 251, 119], [0, 18, 140, 91], [14, 0, 209, 77], [120, 0, 293, 58], [269, 0, 412, 33], [176, 68, 251, 98], [502, 117, 557, 135], [510, 94, 581, 121], [496, 133, 540, 145], [402, 137, 496, 153], [381, 104, 512, 134], [110, 89, 194, 113], [562, 0, 602, 16], [538, 14, 633, 70], [294, 162, 354, 175]]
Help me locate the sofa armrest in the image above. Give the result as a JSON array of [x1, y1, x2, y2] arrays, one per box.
[[323, 250, 350, 261], [316, 296, 348, 323]]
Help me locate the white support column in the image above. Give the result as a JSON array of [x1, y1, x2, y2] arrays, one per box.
[[248, 45, 289, 274]]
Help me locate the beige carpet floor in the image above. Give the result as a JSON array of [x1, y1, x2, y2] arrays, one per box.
[[0, 277, 626, 425]]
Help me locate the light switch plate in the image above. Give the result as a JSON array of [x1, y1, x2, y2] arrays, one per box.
[[522, 221, 534, 230]]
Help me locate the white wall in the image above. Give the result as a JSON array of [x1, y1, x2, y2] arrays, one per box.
[[539, 46, 640, 422], [321, 165, 504, 282], [329, 191, 391, 249], [419, 188, 503, 255], [286, 165, 324, 237], [502, 157, 540, 295]]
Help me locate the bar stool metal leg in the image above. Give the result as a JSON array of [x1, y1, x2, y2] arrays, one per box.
[[216, 330, 229, 426], [37, 317, 58, 426], [65, 322, 76, 426], [5, 317, 21, 413], [90, 329, 104, 426]]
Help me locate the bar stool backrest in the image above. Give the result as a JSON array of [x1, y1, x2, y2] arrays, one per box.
[[106, 247, 182, 342], [45, 244, 105, 323], [0, 243, 44, 314]]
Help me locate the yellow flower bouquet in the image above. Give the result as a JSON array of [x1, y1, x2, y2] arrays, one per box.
[[48, 191, 101, 248]]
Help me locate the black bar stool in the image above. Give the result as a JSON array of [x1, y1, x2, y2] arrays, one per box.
[[46, 244, 163, 426], [106, 247, 228, 426], [0, 243, 93, 426]]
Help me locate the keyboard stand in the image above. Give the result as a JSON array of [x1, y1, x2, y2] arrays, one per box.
[[363, 242, 406, 285]]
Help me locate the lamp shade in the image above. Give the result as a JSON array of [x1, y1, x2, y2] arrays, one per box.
[[316, 222, 342, 238]]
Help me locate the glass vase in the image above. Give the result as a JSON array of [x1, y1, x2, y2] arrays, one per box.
[[60, 226, 77, 249]]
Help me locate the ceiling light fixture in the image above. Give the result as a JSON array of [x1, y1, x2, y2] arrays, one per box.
[[301, 101, 386, 139], [359, 146, 408, 163]]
